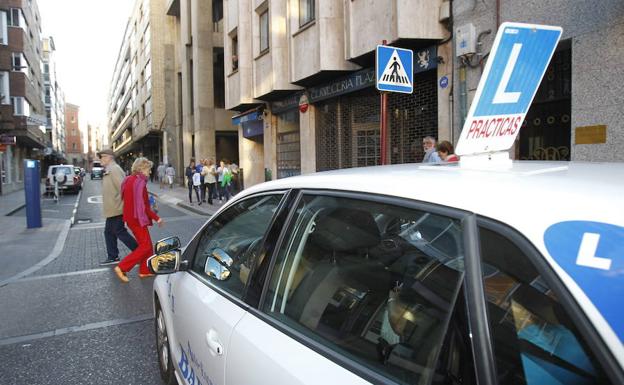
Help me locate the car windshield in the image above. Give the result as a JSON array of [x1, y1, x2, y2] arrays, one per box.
[[54, 167, 73, 175]]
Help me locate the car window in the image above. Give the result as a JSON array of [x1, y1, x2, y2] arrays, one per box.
[[191, 194, 284, 299], [479, 226, 611, 385], [53, 167, 72, 175], [263, 194, 466, 385]]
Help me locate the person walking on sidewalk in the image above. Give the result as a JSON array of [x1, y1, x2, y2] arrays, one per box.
[[99, 149, 138, 266], [114, 157, 163, 283], [202, 159, 217, 205], [185, 159, 201, 204], [165, 164, 175, 188], [157, 162, 166, 189]]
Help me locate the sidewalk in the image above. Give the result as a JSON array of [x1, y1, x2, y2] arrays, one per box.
[[0, 189, 26, 216], [0, 182, 46, 217], [147, 181, 236, 216]]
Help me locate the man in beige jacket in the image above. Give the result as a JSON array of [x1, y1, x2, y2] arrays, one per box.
[[98, 149, 137, 265]]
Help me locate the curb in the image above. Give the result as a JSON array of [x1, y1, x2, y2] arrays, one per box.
[[4, 203, 26, 217], [176, 202, 212, 216]]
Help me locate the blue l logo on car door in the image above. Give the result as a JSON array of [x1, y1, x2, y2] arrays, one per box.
[[544, 221, 624, 341]]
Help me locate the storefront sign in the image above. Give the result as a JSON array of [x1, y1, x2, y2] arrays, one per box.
[[272, 92, 304, 114], [0, 135, 16, 145], [575, 125, 606, 145], [242, 120, 264, 139], [414, 46, 438, 74], [308, 68, 376, 103]]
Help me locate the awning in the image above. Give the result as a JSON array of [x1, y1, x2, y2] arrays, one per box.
[[232, 107, 263, 125]]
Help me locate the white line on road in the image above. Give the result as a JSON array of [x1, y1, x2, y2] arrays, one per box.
[[70, 189, 82, 226], [0, 220, 71, 288], [0, 313, 153, 346], [15, 268, 110, 283]]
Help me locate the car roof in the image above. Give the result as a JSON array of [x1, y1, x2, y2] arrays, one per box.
[[245, 161, 623, 222]]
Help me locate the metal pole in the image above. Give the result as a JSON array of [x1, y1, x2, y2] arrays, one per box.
[[380, 92, 388, 165], [380, 39, 388, 165]]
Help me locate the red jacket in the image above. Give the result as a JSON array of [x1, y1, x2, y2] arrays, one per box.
[[122, 174, 160, 226]]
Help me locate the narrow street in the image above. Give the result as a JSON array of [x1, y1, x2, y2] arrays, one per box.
[[0, 179, 207, 385]]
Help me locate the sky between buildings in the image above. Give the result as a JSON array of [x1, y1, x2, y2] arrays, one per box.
[[38, 0, 136, 150]]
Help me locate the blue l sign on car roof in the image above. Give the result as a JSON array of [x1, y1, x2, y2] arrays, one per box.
[[544, 221, 624, 342], [456, 23, 562, 156]]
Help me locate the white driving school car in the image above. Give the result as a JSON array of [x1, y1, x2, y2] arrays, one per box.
[[149, 161, 624, 385]]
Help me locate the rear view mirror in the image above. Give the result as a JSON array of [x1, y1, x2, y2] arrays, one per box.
[[205, 248, 234, 281], [148, 251, 180, 275], [155, 236, 181, 254]]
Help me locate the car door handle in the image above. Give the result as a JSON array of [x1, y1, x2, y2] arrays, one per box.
[[206, 329, 223, 356]]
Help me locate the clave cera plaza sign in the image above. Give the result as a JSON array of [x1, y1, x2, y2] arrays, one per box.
[[456, 22, 562, 156]]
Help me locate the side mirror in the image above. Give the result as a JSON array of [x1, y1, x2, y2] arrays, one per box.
[[205, 248, 234, 281], [155, 236, 181, 254], [148, 250, 181, 275]]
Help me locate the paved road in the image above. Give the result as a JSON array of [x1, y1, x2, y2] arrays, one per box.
[[0, 178, 207, 385]]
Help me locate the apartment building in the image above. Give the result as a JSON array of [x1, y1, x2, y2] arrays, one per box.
[[225, 0, 453, 188], [41, 36, 66, 170], [0, 0, 47, 194], [165, 0, 237, 180], [65, 103, 84, 167], [453, 0, 624, 162], [107, 0, 174, 172]]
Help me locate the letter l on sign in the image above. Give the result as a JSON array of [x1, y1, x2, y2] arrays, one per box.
[[576, 233, 612, 270], [492, 43, 523, 104]]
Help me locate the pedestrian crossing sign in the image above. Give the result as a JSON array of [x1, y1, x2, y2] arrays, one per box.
[[376, 45, 413, 94]]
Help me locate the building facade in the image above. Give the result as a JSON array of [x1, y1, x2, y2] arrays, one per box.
[[224, 0, 453, 188], [64, 103, 84, 167], [0, 0, 47, 194], [165, 0, 237, 183], [41, 36, 66, 170], [452, 0, 624, 161], [107, 0, 173, 172]]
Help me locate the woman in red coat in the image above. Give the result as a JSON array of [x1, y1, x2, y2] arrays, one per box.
[[114, 157, 163, 283]]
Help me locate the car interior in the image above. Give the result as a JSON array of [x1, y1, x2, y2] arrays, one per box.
[[265, 197, 468, 384]]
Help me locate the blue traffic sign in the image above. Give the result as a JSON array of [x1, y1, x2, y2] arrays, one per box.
[[456, 23, 562, 156], [473, 25, 562, 117], [376, 45, 413, 94]]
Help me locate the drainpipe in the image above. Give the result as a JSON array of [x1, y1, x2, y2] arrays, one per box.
[[459, 62, 467, 130]]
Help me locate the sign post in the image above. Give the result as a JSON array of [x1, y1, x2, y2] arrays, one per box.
[[455, 22, 562, 158], [24, 159, 42, 228], [376, 44, 414, 164]]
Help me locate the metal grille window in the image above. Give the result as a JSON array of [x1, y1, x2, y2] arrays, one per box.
[[316, 71, 437, 171]]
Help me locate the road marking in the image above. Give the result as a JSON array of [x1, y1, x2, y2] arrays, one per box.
[[70, 189, 82, 226], [0, 220, 71, 288], [71, 215, 205, 230], [0, 313, 153, 346], [87, 195, 103, 204], [16, 268, 110, 283]]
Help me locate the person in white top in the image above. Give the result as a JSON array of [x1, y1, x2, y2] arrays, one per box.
[[201, 159, 217, 205]]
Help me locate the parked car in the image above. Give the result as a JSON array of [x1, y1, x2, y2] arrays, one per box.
[[91, 161, 104, 180], [46, 164, 81, 194], [148, 161, 624, 385]]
